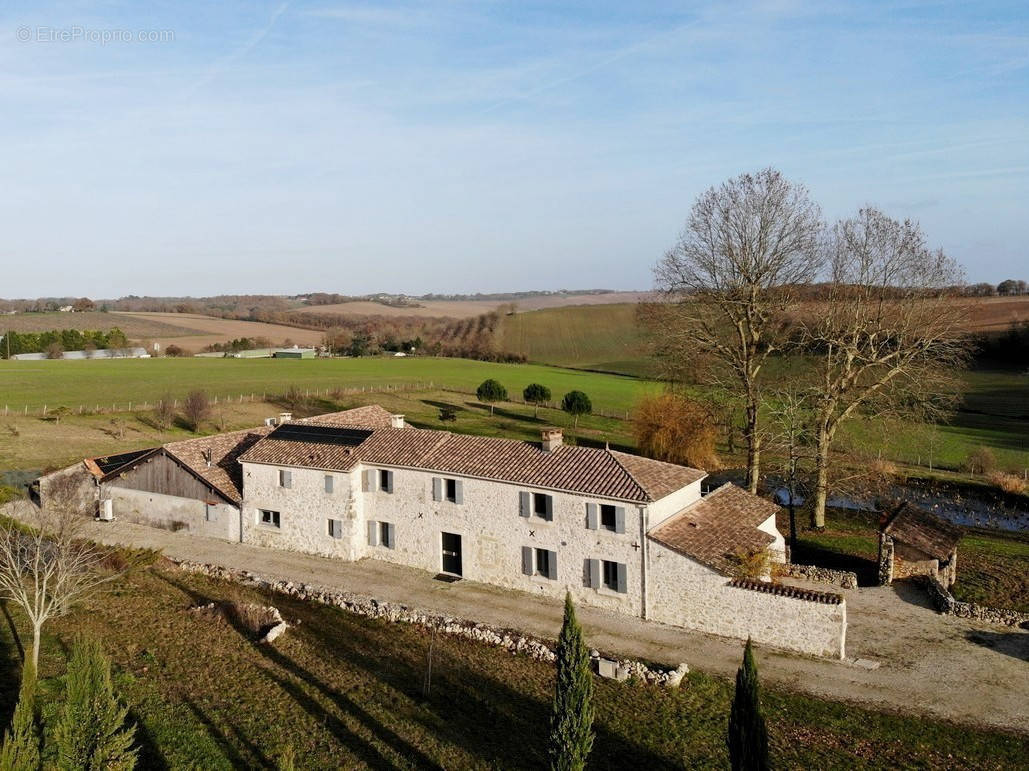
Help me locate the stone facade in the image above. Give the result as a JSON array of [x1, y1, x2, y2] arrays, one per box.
[[647, 540, 847, 658], [105, 487, 239, 541], [241, 463, 360, 560]]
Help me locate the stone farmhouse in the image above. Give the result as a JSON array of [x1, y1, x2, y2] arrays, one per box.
[[37, 405, 846, 658]]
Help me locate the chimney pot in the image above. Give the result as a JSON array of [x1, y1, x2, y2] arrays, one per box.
[[541, 429, 563, 452]]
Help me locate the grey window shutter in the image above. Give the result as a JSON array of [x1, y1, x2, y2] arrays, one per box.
[[614, 506, 626, 534], [522, 546, 533, 576], [325, 475, 333, 493], [544, 496, 554, 521], [331, 519, 342, 539], [454, 480, 464, 505], [616, 562, 627, 593], [519, 491, 530, 518], [586, 503, 598, 530], [367, 520, 378, 546], [282, 470, 292, 488], [548, 550, 558, 580], [385, 523, 396, 549], [587, 559, 601, 589], [432, 477, 442, 502], [384, 471, 394, 493]]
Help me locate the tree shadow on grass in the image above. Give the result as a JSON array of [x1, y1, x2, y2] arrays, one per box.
[[790, 542, 878, 587], [156, 573, 434, 770], [181, 696, 270, 770], [127, 707, 171, 771]]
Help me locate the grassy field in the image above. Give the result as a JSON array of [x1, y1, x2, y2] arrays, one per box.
[[0, 357, 657, 415], [0, 311, 198, 338], [785, 508, 1029, 611], [0, 562, 1019, 769], [0, 389, 638, 473], [495, 303, 657, 377]]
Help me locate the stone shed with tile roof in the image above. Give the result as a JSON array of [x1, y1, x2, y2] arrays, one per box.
[[878, 502, 962, 587]]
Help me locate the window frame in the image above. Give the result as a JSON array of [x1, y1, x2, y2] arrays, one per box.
[[259, 509, 281, 529], [445, 478, 458, 503], [327, 518, 342, 539], [602, 559, 620, 591], [533, 493, 551, 519], [380, 521, 394, 549], [278, 469, 292, 489], [600, 504, 617, 532], [535, 548, 552, 579]]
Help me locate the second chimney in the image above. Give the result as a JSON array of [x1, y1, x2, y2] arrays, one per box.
[[391, 414, 405, 429], [541, 429, 563, 452], [278, 412, 292, 425]]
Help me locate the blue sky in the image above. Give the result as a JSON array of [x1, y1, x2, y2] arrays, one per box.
[[1, 1, 1026, 297]]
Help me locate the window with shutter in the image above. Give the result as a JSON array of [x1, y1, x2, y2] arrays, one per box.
[[600, 504, 617, 531], [324, 475, 334, 494], [380, 470, 394, 493], [600, 560, 628, 593], [586, 503, 598, 530], [533, 493, 553, 521], [328, 518, 342, 539], [278, 469, 292, 489], [380, 521, 395, 549], [519, 491, 531, 518]]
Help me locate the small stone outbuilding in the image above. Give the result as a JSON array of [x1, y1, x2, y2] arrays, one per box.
[[878, 503, 962, 587]]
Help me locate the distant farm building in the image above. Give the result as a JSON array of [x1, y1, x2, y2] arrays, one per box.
[[11, 347, 150, 361], [273, 347, 316, 359]]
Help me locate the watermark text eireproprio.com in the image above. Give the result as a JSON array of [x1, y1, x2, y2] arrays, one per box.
[[17, 26, 175, 44]]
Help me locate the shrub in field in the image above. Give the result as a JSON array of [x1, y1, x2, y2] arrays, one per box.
[[152, 395, 175, 430], [0, 659, 41, 771], [476, 379, 507, 415], [986, 471, 1027, 496], [523, 383, 552, 417], [963, 447, 997, 475], [181, 390, 210, 432], [54, 638, 137, 771], [728, 639, 769, 771], [632, 393, 720, 470], [561, 391, 592, 427]]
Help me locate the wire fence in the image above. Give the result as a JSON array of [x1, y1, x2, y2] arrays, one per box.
[[1, 382, 631, 421]]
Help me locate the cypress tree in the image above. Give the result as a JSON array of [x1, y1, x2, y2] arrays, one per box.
[[728, 639, 769, 771], [54, 639, 137, 771], [548, 593, 594, 771], [0, 660, 41, 771]]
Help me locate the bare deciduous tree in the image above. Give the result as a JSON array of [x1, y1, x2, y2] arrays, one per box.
[[152, 394, 175, 430], [766, 387, 816, 553], [182, 390, 210, 433], [0, 479, 123, 672], [653, 168, 823, 493], [801, 208, 971, 528]]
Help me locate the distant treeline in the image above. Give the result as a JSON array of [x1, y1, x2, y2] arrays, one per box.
[[1, 328, 129, 357], [974, 322, 1029, 367]]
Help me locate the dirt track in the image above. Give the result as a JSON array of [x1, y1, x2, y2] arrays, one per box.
[[34, 511, 1029, 735]]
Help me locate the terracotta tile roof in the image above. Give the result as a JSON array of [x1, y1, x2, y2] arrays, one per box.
[[164, 427, 273, 504], [304, 404, 395, 429], [728, 578, 843, 605], [240, 419, 706, 503], [882, 502, 962, 561], [648, 483, 780, 575]]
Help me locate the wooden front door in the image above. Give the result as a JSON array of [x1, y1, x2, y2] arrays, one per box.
[[441, 532, 463, 576]]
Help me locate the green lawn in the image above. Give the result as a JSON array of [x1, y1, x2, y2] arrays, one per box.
[[0, 357, 659, 415], [2, 564, 1019, 769]]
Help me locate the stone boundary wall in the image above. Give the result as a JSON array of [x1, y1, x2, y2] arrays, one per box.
[[925, 577, 1029, 628], [772, 563, 859, 590], [175, 560, 688, 686]]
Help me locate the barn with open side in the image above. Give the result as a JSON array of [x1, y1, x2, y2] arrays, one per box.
[[878, 502, 962, 587]]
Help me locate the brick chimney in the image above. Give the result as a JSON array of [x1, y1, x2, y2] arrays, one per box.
[[391, 414, 405, 429], [541, 429, 563, 452]]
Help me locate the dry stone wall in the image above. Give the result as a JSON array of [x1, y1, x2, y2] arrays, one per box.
[[926, 577, 1029, 628], [774, 563, 858, 590], [174, 560, 689, 686]]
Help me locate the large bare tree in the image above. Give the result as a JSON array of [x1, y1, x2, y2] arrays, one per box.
[[653, 168, 823, 492], [801, 208, 970, 528], [0, 479, 122, 672]]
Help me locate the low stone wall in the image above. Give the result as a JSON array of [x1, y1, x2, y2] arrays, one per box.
[[773, 563, 858, 590], [926, 577, 1029, 628], [175, 561, 688, 686]]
